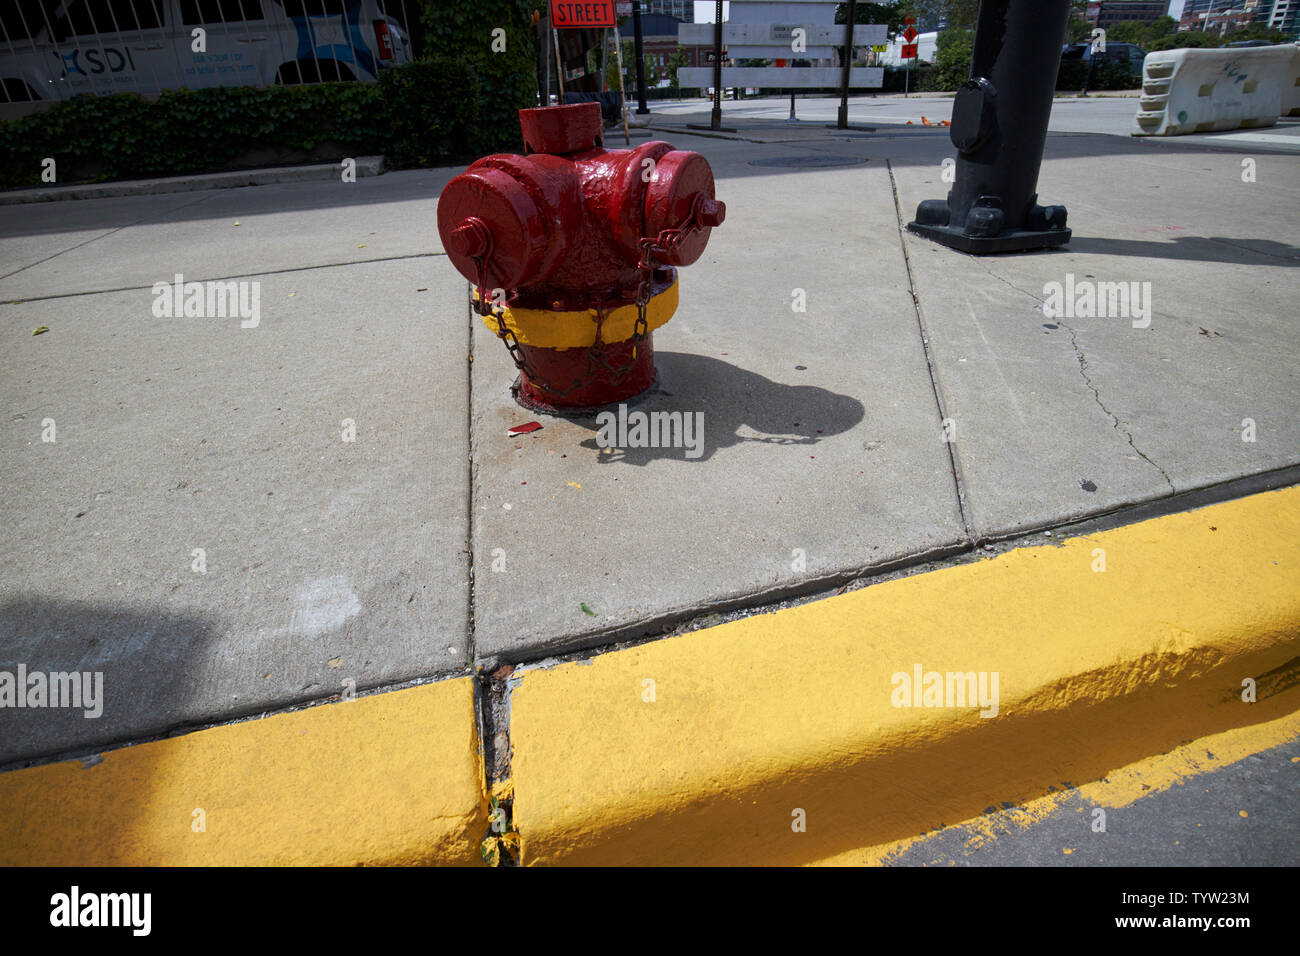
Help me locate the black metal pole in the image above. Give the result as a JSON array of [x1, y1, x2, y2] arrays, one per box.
[[710, 0, 723, 129], [687, 1, 736, 133], [836, 0, 857, 129], [906, 0, 1072, 254], [632, 0, 649, 114]]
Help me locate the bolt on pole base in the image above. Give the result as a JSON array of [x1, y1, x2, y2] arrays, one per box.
[[906, 219, 1071, 254], [907, 0, 1074, 256]]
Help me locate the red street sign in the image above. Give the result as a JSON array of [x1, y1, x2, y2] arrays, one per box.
[[550, 0, 615, 28], [904, 17, 915, 24], [902, 43, 918, 58], [903, 26, 919, 42]]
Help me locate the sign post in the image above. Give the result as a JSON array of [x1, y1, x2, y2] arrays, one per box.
[[631, 0, 649, 114], [902, 19, 918, 98], [612, 23, 631, 144], [687, 1, 737, 133], [831, 0, 875, 131]]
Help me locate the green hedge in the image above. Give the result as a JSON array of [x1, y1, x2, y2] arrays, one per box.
[[421, 0, 538, 155], [0, 54, 522, 188]]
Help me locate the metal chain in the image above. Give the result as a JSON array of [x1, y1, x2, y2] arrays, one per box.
[[471, 252, 658, 398]]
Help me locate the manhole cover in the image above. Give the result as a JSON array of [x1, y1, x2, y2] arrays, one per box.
[[747, 155, 868, 168]]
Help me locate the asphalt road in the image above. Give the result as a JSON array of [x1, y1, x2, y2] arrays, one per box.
[[650, 92, 1300, 150]]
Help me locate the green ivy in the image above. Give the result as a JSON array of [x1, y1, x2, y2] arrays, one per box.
[[0, 56, 489, 188], [422, 0, 540, 154]]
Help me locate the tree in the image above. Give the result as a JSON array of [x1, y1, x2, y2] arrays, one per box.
[[1221, 22, 1288, 44], [1107, 15, 1177, 49], [605, 38, 635, 90], [1147, 15, 1176, 41], [1147, 30, 1222, 51], [1105, 20, 1145, 44], [835, 2, 906, 34], [1064, 0, 1092, 43], [665, 45, 689, 90], [933, 27, 973, 89]]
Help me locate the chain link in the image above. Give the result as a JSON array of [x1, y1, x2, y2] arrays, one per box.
[[472, 251, 658, 400], [468, 199, 709, 400]]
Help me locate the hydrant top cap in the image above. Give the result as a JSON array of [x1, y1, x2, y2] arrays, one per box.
[[519, 102, 604, 156]]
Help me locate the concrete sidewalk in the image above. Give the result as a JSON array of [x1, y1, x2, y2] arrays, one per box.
[[1, 95, 1297, 863]]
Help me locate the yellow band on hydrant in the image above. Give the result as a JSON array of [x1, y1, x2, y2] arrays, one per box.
[[476, 277, 679, 349]]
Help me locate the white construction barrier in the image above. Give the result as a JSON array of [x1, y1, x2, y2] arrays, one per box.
[[1134, 44, 1296, 136], [1285, 43, 1300, 117], [677, 67, 884, 89]]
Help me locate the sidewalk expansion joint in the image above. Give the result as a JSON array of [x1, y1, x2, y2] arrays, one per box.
[[0, 253, 444, 305], [0, 189, 222, 284], [884, 158, 975, 545]]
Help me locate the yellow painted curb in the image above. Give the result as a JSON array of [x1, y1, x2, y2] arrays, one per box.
[[476, 278, 678, 348], [0, 678, 488, 866], [509, 486, 1300, 866]]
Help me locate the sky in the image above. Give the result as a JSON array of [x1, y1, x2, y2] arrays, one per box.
[[694, 2, 1188, 24], [694, 2, 729, 22], [695, 2, 1187, 25]]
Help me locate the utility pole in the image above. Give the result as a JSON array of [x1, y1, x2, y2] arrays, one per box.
[[632, 0, 649, 114], [836, 0, 857, 129], [710, 0, 723, 129]]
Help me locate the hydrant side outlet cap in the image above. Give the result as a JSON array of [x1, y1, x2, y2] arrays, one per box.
[[437, 167, 551, 291], [645, 151, 718, 268]]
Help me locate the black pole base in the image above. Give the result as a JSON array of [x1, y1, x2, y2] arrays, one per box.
[[906, 196, 1070, 254], [826, 124, 876, 132], [906, 220, 1071, 254]]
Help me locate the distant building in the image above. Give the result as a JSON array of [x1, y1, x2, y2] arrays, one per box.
[[638, 0, 695, 22], [1086, 2, 1170, 29], [633, 13, 711, 74], [1179, 0, 1256, 32], [1258, 0, 1300, 34]]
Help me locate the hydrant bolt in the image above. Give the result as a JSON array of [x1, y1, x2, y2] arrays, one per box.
[[697, 198, 726, 229], [449, 218, 492, 261]]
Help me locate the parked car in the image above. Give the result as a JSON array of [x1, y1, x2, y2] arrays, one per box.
[[1060, 41, 1147, 79], [0, 0, 411, 103]]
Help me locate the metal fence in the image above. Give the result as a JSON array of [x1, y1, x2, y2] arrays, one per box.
[[0, 0, 424, 104]]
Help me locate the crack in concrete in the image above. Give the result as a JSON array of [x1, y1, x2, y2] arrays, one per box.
[[1059, 319, 1176, 493], [973, 259, 1176, 494]]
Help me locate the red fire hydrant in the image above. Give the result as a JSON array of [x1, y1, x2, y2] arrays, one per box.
[[437, 102, 725, 411]]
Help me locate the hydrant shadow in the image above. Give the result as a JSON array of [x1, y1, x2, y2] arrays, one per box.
[[572, 352, 865, 466]]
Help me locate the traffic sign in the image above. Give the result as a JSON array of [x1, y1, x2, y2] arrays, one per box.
[[902, 43, 918, 59], [550, 0, 616, 28], [903, 26, 919, 43]]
